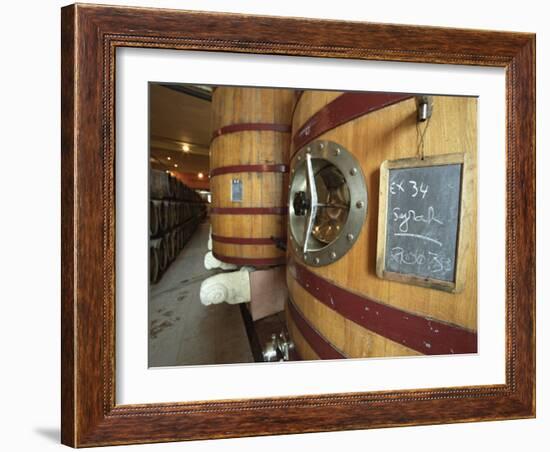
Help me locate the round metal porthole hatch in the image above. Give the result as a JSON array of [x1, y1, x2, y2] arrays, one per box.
[[289, 140, 367, 267]]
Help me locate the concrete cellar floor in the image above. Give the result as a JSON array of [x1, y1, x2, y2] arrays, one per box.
[[148, 221, 254, 367]]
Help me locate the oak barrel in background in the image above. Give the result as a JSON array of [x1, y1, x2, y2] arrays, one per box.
[[209, 87, 295, 267], [285, 90, 478, 360]]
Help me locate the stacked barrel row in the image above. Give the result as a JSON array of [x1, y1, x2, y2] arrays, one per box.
[[150, 169, 207, 284]]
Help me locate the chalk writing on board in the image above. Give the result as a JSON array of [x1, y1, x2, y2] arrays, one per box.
[[384, 164, 462, 283]]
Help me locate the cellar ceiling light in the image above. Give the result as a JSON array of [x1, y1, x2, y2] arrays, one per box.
[[182, 144, 190, 152], [197, 172, 204, 179]]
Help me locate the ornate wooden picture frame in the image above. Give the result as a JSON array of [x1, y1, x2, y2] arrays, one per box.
[[61, 3, 535, 447]]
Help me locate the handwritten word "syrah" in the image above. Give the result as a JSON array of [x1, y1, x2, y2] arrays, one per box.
[[392, 206, 443, 233]]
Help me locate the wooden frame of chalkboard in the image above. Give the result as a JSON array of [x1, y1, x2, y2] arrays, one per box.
[[377, 153, 470, 292]]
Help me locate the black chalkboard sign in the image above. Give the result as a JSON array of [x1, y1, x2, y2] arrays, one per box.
[[377, 154, 466, 292]]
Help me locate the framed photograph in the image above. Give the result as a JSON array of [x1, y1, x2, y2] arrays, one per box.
[[61, 3, 535, 447]]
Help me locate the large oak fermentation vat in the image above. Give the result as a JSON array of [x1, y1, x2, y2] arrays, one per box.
[[210, 87, 295, 266], [285, 91, 478, 360]]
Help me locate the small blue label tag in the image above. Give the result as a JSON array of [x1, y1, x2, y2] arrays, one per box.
[[231, 178, 243, 202]]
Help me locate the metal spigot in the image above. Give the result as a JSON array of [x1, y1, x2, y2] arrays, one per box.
[[262, 330, 295, 362]]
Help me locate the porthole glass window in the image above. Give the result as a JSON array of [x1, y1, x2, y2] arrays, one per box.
[[289, 140, 367, 266], [311, 164, 351, 245]]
